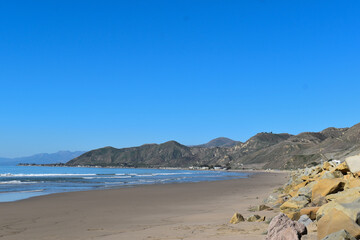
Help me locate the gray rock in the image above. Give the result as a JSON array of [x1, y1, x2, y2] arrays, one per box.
[[265, 213, 307, 240], [346, 154, 360, 174], [321, 229, 356, 240], [321, 171, 335, 179], [298, 181, 316, 199], [298, 214, 312, 227]]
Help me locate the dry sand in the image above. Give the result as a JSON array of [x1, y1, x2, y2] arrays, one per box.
[[0, 172, 288, 240]]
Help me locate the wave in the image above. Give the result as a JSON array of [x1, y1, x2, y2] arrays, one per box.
[[82, 176, 132, 179], [0, 173, 97, 177], [0, 180, 37, 184]]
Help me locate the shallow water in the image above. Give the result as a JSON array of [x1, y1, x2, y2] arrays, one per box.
[[0, 166, 249, 202]]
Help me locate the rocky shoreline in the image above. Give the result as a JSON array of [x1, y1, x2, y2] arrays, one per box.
[[229, 154, 360, 239]]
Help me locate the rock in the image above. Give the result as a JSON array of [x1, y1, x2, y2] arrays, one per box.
[[298, 214, 312, 227], [300, 207, 320, 220], [307, 221, 317, 233], [298, 181, 316, 199], [320, 171, 335, 179], [258, 216, 266, 222], [317, 198, 360, 223], [311, 179, 345, 201], [280, 195, 310, 212], [325, 187, 360, 202], [264, 194, 278, 205], [321, 229, 356, 240], [317, 208, 360, 239], [229, 213, 245, 224], [345, 154, 360, 174], [323, 162, 331, 170], [335, 161, 350, 174], [289, 181, 308, 197], [247, 214, 261, 222], [345, 178, 360, 189], [312, 195, 328, 206], [265, 213, 307, 240], [286, 211, 301, 221], [332, 170, 344, 179], [257, 204, 271, 211]]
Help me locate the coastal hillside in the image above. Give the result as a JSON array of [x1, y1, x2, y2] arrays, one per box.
[[67, 123, 360, 169]]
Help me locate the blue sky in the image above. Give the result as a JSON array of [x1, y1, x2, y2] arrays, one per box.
[[1, 0, 360, 157]]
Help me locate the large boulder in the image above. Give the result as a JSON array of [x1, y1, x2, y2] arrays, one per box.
[[317, 198, 360, 223], [345, 178, 360, 189], [346, 154, 360, 174], [321, 229, 356, 240], [311, 179, 345, 201], [325, 187, 360, 202], [317, 208, 360, 240], [229, 213, 245, 224], [265, 213, 307, 240]]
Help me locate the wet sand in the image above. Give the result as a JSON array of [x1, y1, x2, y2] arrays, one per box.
[[0, 172, 288, 240]]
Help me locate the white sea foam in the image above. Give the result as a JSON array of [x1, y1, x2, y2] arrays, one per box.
[[0, 180, 37, 184], [0, 173, 97, 177], [82, 176, 132, 179]]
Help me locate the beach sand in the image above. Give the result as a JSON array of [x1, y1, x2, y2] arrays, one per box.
[[0, 172, 287, 240]]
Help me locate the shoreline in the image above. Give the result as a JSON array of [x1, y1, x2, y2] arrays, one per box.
[[0, 171, 288, 240]]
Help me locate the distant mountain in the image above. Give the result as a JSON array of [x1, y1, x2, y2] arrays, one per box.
[[194, 137, 240, 148], [66, 123, 360, 170], [0, 151, 86, 166]]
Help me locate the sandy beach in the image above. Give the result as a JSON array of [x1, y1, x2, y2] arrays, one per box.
[[0, 172, 287, 240]]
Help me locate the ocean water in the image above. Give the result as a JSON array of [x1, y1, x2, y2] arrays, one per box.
[[0, 166, 250, 202]]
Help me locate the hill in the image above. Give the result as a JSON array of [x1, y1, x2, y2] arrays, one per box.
[[66, 123, 360, 169], [194, 137, 240, 148]]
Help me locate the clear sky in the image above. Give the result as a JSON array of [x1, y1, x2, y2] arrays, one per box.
[[1, 0, 360, 157]]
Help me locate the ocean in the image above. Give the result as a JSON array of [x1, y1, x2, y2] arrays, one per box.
[[0, 166, 250, 202]]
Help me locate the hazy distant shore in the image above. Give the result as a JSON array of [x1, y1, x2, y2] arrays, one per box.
[[0, 171, 287, 240]]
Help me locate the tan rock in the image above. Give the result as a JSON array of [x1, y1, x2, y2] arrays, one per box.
[[335, 161, 349, 173], [345, 178, 360, 189], [247, 214, 261, 222], [257, 204, 270, 211], [325, 187, 360, 202], [317, 208, 360, 240], [229, 213, 245, 224], [301, 175, 311, 181], [311, 179, 345, 201], [307, 221, 317, 233], [312, 195, 328, 206], [286, 211, 301, 221], [280, 195, 309, 212], [300, 207, 320, 220], [317, 198, 360, 223], [323, 162, 331, 170]]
